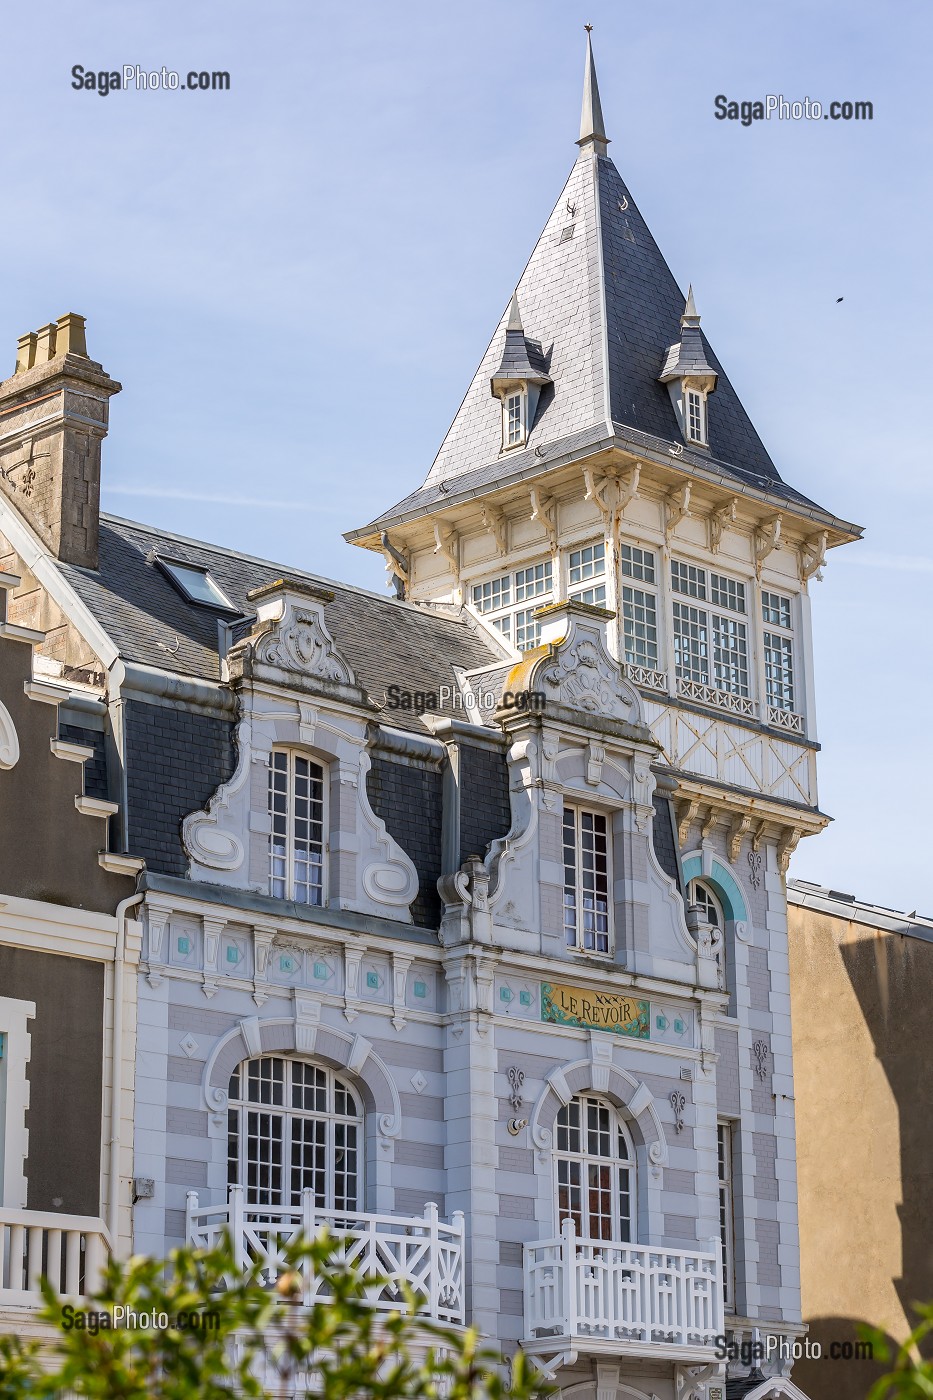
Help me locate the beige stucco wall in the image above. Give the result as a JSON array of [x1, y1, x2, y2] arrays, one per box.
[[788, 902, 933, 1399]]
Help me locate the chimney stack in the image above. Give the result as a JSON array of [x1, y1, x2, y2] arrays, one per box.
[[0, 314, 120, 570]]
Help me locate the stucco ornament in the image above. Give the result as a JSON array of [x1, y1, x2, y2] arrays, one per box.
[[530, 603, 644, 726], [251, 582, 354, 686], [255, 606, 353, 684], [0, 698, 19, 769]]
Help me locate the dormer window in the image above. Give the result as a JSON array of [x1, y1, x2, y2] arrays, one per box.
[[686, 390, 707, 446], [490, 293, 551, 455], [505, 390, 526, 448], [658, 286, 718, 451]]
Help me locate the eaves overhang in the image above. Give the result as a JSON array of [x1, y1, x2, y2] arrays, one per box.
[[345, 422, 864, 550]]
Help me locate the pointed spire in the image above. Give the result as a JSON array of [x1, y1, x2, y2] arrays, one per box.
[[506, 292, 524, 333], [577, 26, 609, 156], [682, 285, 701, 328]]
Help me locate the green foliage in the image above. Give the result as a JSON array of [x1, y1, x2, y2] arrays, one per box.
[[0, 1233, 543, 1400], [864, 1306, 933, 1400]]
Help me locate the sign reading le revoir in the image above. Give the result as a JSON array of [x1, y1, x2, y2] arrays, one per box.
[[542, 983, 650, 1039]]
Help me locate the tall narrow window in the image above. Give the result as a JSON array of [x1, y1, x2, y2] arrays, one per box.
[[505, 391, 525, 448], [686, 390, 707, 445], [556, 1095, 635, 1242], [620, 545, 660, 671], [268, 750, 326, 905], [228, 1058, 362, 1210], [718, 1121, 736, 1309], [761, 591, 795, 712], [563, 806, 611, 954]]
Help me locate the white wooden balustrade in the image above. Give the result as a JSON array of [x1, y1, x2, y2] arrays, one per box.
[[186, 1186, 465, 1325], [0, 1207, 111, 1307], [524, 1219, 723, 1358]]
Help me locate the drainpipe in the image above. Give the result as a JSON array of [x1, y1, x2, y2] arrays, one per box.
[[109, 892, 143, 1245]]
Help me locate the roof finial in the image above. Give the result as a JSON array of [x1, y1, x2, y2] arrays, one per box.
[[577, 25, 609, 156], [682, 285, 701, 327], [506, 292, 524, 333]]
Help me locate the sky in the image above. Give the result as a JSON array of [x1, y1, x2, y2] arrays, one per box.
[[1, 0, 930, 913]]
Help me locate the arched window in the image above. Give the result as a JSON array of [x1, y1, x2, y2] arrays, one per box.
[[555, 1094, 636, 1242], [227, 1057, 362, 1210], [268, 749, 326, 905], [688, 878, 723, 932]]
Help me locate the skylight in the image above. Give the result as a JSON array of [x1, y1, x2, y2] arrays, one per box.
[[158, 557, 237, 611]]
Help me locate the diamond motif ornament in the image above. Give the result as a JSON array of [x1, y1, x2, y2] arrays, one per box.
[[179, 1034, 199, 1059], [410, 1071, 428, 1095]]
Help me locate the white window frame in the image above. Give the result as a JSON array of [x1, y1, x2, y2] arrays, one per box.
[[0, 996, 35, 1208], [227, 1056, 363, 1211], [620, 543, 661, 672], [567, 541, 607, 609], [268, 748, 327, 906], [563, 803, 612, 955], [468, 558, 553, 651], [718, 1120, 736, 1310], [761, 590, 796, 713], [503, 389, 527, 450], [689, 878, 726, 981], [671, 560, 750, 699], [685, 389, 707, 446], [555, 1094, 636, 1243]]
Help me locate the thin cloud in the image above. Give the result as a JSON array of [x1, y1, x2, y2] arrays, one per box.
[[835, 550, 933, 575], [105, 484, 345, 514]]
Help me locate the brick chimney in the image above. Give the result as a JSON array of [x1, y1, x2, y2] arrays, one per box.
[[0, 314, 120, 569]]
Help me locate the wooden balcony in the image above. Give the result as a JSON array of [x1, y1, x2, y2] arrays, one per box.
[[524, 1220, 723, 1365], [0, 1206, 111, 1309], [186, 1186, 465, 1326]]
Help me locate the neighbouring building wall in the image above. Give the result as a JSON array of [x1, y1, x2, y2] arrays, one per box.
[[788, 891, 933, 1400]]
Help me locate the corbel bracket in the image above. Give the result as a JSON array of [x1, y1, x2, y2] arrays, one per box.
[[777, 825, 803, 874], [529, 487, 558, 552], [482, 504, 509, 555], [727, 812, 752, 863], [754, 514, 783, 579], [432, 520, 460, 577], [582, 463, 640, 533], [380, 531, 410, 600], [664, 482, 692, 544], [708, 497, 738, 554], [799, 530, 828, 584], [677, 797, 701, 846]]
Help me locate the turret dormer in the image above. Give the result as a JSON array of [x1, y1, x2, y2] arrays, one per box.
[[490, 294, 551, 452], [658, 286, 718, 448]]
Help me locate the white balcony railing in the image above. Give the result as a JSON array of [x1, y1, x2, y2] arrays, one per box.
[[186, 1187, 465, 1325], [524, 1220, 723, 1357], [0, 1207, 111, 1308], [676, 677, 757, 719]]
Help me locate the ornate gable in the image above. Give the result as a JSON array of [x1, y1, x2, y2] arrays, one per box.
[[229, 579, 368, 707]]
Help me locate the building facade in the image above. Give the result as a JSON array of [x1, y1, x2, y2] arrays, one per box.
[[788, 881, 933, 1400], [0, 35, 862, 1400]]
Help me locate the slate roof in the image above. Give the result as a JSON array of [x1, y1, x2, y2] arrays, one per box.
[[349, 144, 854, 540], [55, 514, 501, 736]]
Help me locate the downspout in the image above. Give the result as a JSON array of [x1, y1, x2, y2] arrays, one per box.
[[109, 891, 143, 1245]]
